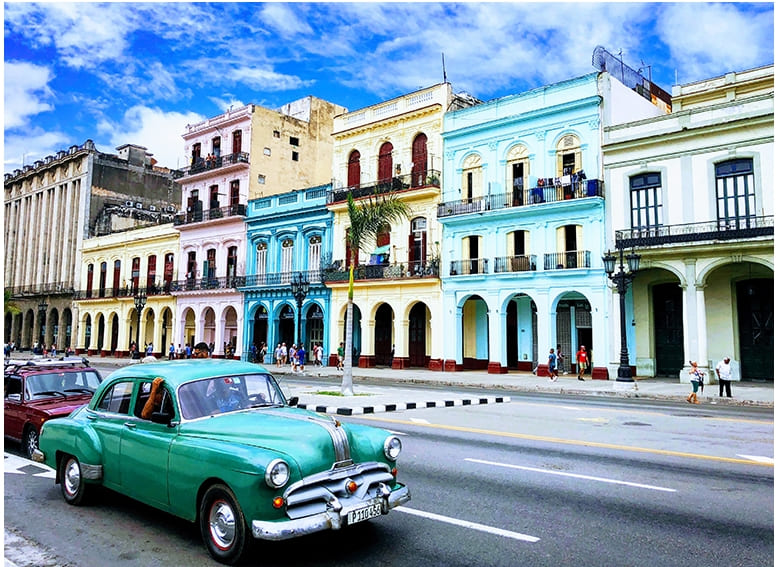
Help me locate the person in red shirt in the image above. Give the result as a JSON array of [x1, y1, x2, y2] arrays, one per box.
[[576, 345, 589, 381]]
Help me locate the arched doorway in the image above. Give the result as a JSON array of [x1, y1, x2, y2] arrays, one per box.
[[96, 314, 105, 352], [408, 302, 429, 367], [110, 313, 119, 353], [224, 306, 238, 355], [279, 304, 295, 347], [506, 293, 537, 371], [462, 295, 488, 370], [183, 308, 196, 348], [306, 303, 324, 353], [84, 314, 92, 351], [50, 309, 60, 348], [653, 282, 684, 376], [556, 294, 591, 374], [374, 303, 394, 366], [204, 307, 216, 348], [61, 309, 73, 348], [253, 305, 269, 353]]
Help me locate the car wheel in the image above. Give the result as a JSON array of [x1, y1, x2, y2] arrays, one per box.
[[22, 426, 39, 460], [59, 455, 89, 506], [199, 484, 250, 565]]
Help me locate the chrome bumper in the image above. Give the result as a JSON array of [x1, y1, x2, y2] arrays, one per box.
[[251, 483, 411, 541], [31, 448, 45, 463]]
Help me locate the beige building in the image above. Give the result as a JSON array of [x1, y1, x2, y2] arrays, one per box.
[[324, 83, 477, 368], [603, 65, 774, 381], [4, 142, 179, 351], [75, 224, 180, 358]]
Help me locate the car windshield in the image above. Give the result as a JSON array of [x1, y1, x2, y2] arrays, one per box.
[[178, 373, 286, 420], [26, 370, 102, 400]]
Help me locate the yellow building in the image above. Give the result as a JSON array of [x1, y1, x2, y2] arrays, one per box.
[[324, 84, 478, 369], [75, 223, 180, 358]]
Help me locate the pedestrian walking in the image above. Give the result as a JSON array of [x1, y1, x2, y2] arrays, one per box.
[[337, 342, 345, 371], [297, 344, 306, 373], [687, 361, 704, 404], [169, 343, 175, 360], [289, 344, 298, 373], [275, 343, 282, 368], [547, 348, 558, 382], [557, 344, 567, 374], [715, 356, 733, 398], [576, 345, 589, 380]]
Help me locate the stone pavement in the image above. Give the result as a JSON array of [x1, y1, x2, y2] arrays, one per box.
[[7, 352, 771, 412]]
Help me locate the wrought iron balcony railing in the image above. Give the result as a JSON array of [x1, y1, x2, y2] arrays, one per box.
[[74, 284, 174, 300], [322, 260, 439, 283], [169, 276, 246, 292], [241, 269, 322, 288], [543, 251, 592, 270], [493, 255, 537, 273], [449, 258, 489, 276], [615, 216, 774, 249], [177, 152, 249, 178], [327, 170, 441, 204], [438, 179, 603, 218], [173, 203, 246, 226], [6, 282, 75, 298]]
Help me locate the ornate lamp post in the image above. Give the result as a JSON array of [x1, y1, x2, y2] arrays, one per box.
[[290, 272, 310, 349], [37, 299, 48, 349], [603, 247, 641, 382], [133, 292, 147, 359]]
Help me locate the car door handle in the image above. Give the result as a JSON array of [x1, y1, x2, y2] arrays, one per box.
[[124, 422, 136, 429]]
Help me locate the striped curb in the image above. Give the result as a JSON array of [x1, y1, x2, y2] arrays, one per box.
[[297, 395, 510, 416]]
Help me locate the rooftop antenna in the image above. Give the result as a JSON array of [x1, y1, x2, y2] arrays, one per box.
[[442, 52, 447, 83]]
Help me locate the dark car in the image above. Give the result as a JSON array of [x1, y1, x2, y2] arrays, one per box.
[[4, 357, 103, 459]]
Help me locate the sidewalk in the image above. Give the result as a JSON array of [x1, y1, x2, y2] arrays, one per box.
[[8, 352, 771, 412]]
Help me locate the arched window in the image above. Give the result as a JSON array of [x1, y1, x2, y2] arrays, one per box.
[[163, 253, 174, 290], [506, 145, 529, 205], [99, 262, 107, 297], [232, 130, 242, 154], [411, 133, 428, 187], [408, 217, 427, 270], [86, 264, 94, 297], [378, 142, 394, 184], [461, 154, 482, 202], [256, 243, 267, 284], [281, 239, 294, 283], [308, 235, 322, 278], [348, 150, 361, 188], [146, 254, 157, 290], [555, 135, 582, 177]]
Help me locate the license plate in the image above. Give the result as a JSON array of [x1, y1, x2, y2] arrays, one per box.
[[347, 502, 382, 525]]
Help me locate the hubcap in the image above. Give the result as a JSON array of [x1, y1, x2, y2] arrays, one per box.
[[63, 459, 81, 497], [208, 500, 235, 550], [25, 430, 38, 457]]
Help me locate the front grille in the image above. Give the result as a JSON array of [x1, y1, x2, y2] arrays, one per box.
[[284, 462, 394, 520]]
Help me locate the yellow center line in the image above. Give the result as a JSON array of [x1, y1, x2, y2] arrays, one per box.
[[358, 415, 774, 467]]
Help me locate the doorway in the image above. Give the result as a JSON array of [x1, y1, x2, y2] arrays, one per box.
[[653, 283, 684, 376]]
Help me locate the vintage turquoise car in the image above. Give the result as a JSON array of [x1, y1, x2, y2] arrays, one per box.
[[34, 360, 410, 564]]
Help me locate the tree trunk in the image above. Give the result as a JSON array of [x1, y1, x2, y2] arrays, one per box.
[[341, 265, 355, 396]]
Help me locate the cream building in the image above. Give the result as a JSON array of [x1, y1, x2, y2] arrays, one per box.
[[324, 83, 478, 368], [603, 65, 774, 381], [4, 141, 179, 351], [75, 224, 180, 358]]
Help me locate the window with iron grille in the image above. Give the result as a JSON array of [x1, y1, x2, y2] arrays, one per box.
[[716, 158, 755, 224]]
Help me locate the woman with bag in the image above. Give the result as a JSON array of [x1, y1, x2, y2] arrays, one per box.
[[687, 361, 704, 404]]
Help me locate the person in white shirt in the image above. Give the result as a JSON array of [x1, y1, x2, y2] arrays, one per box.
[[715, 356, 733, 398]]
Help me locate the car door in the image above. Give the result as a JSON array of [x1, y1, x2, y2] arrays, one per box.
[[89, 379, 135, 491], [118, 379, 175, 510], [4, 375, 24, 441]]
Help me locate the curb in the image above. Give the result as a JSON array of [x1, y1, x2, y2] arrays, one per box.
[[297, 395, 511, 415]]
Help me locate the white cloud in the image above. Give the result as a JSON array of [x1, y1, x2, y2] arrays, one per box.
[[3, 129, 71, 173], [4, 61, 55, 129], [231, 67, 314, 91], [99, 106, 205, 170], [258, 3, 314, 39]]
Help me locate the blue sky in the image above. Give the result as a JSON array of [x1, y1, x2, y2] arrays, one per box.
[[4, 2, 774, 173]]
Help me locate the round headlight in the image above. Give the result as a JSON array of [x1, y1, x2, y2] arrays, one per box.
[[384, 436, 402, 461], [265, 459, 290, 488]]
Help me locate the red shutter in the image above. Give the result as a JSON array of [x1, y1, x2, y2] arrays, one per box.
[[378, 142, 393, 184], [348, 150, 361, 188], [408, 234, 415, 265], [420, 231, 427, 264], [411, 134, 428, 186]]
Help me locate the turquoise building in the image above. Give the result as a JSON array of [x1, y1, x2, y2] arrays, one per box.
[[242, 184, 333, 364], [438, 71, 666, 376]]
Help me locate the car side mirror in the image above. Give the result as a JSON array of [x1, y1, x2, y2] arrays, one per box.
[[287, 396, 299, 407], [150, 411, 173, 425]]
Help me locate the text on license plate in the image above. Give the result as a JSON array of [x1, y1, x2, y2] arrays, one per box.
[[347, 502, 382, 525]]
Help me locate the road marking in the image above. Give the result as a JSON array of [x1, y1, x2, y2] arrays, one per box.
[[4, 453, 56, 479], [737, 454, 774, 464], [577, 417, 609, 424], [466, 458, 676, 492], [354, 416, 774, 467], [396, 506, 539, 542], [410, 418, 430, 424]]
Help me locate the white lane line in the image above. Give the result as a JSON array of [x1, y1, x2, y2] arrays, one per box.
[[737, 454, 774, 464], [409, 418, 430, 424], [396, 507, 539, 542], [466, 458, 676, 493]]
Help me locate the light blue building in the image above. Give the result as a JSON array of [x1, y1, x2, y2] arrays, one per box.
[[438, 71, 666, 376], [242, 184, 333, 365]]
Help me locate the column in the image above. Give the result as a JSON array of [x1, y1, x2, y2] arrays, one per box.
[[487, 296, 507, 374], [362, 317, 376, 367], [392, 317, 409, 370]]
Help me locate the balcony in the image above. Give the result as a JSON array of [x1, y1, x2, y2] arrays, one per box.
[[174, 203, 246, 227], [176, 152, 249, 179], [322, 260, 439, 283], [615, 216, 774, 249], [327, 170, 441, 204], [169, 276, 246, 292], [7, 282, 75, 298], [449, 258, 489, 276], [543, 251, 592, 270], [494, 255, 537, 273], [74, 283, 173, 300], [438, 179, 603, 218], [242, 269, 323, 288]]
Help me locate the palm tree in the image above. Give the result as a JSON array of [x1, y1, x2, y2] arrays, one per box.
[[341, 190, 411, 395], [4, 290, 20, 316]]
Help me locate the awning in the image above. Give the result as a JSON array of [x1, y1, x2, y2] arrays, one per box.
[[371, 244, 391, 255]]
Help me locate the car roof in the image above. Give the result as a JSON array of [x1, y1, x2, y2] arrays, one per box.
[[4, 357, 96, 375], [105, 359, 274, 389]]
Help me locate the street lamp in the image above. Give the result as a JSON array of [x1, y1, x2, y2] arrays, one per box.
[[37, 299, 48, 350], [133, 292, 147, 359], [603, 247, 641, 382], [290, 272, 309, 349]]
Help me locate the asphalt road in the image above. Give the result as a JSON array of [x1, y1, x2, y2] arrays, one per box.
[[5, 395, 774, 566]]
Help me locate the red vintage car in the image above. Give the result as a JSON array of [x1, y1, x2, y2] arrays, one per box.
[[4, 357, 103, 459]]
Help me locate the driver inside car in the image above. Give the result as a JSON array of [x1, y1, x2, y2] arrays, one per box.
[[207, 377, 243, 413]]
